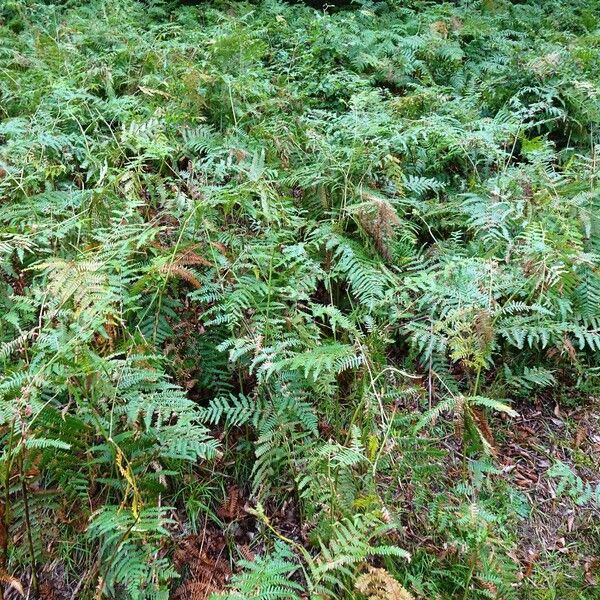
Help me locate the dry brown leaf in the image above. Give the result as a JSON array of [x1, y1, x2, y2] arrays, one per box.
[[0, 569, 24, 597]]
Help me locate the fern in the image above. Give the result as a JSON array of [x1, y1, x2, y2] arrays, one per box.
[[304, 513, 410, 599], [1, 0, 599, 598], [213, 542, 303, 600]]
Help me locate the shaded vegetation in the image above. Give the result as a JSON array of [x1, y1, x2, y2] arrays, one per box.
[[0, 0, 599, 598]]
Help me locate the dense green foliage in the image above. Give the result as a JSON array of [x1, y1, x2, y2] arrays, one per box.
[[1, 0, 599, 598]]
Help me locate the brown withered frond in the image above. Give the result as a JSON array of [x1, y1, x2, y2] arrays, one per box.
[[471, 408, 496, 454], [355, 567, 414, 600], [348, 189, 401, 261], [158, 245, 213, 289], [163, 265, 202, 289], [217, 486, 244, 521], [173, 532, 231, 600]]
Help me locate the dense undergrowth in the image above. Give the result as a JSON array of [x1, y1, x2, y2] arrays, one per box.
[[1, 0, 599, 598]]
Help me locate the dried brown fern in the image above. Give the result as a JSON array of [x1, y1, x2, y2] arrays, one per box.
[[173, 531, 231, 600], [355, 567, 414, 600], [158, 245, 213, 289], [352, 190, 401, 262], [163, 265, 202, 289], [471, 408, 496, 453], [217, 486, 244, 522]]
